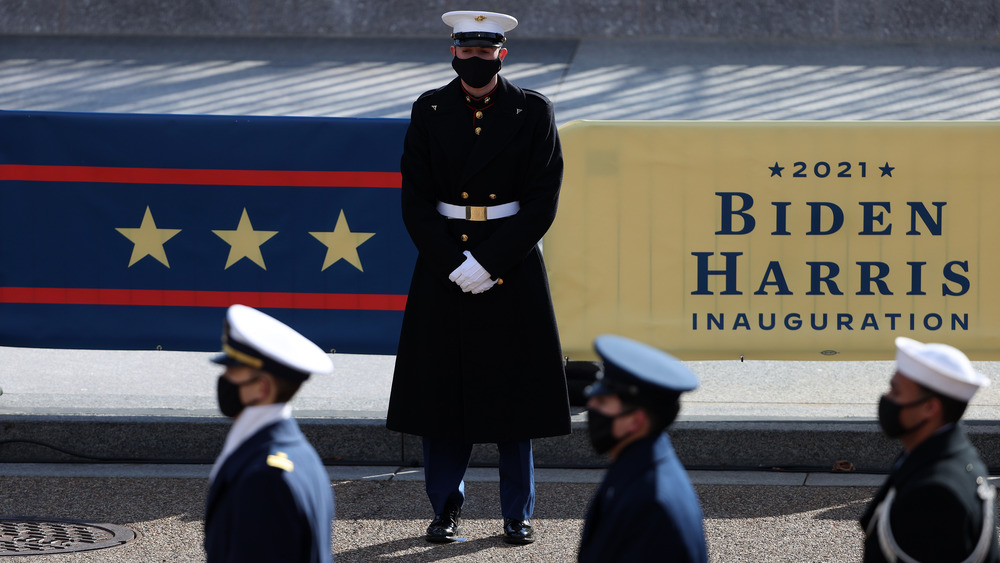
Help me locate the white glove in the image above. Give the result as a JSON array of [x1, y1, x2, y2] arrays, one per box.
[[448, 251, 492, 293], [470, 278, 497, 294]]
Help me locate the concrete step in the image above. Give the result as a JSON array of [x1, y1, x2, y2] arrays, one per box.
[[3, 412, 999, 473], [2, 348, 999, 471]]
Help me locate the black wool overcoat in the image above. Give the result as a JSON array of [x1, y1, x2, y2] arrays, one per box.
[[859, 424, 1000, 562], [386, 76, 571, 443]]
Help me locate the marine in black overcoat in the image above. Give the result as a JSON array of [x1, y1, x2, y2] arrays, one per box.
[[386, 75, 571, 444], [859, 424, 1000, 562], [205, 418, 335, 563]]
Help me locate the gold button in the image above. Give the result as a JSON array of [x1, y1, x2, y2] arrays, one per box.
[[484, 97, 491, 103], [461, 192, 469, 199], [475, 111, 483, 119], [489, 194, 497, 199], [465, 95, 471, 102], [497, 278, 503, 285], [461, 234, 469, 242], [475, 127, 482, 135]]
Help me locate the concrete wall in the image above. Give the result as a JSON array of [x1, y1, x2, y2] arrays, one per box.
[[2, 0, 998, 42]]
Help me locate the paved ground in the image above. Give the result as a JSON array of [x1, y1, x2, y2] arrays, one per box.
[[1, 464, 886, 562]]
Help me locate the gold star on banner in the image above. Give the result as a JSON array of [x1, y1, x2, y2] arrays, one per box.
[[309, 210, 375, 272], [115, 206, 182, 268], [212, 208, 278, 270]]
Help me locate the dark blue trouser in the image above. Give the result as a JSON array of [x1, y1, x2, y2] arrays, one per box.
[[422, 437, 535, 520]]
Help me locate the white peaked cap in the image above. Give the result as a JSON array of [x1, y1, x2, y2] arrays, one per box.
[[213, 304, 333, 382], [895, 336, 989, 402], [442, 11, 518, 37]]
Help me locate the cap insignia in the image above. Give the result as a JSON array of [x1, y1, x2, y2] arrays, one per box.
[[266, 451, 295, 472], [475, 15, 487, 22]]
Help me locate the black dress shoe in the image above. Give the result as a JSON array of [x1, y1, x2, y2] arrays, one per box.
[[503, 518, 535, 545], [425, 504, 462, 543]]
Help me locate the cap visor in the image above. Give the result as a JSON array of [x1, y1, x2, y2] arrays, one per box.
[[210, 353, 241, 367], [584, 380, 615, 398], [455, 39, 502, 47]]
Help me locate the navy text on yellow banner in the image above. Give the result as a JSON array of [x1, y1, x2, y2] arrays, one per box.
[[0, 110, 413, 353]]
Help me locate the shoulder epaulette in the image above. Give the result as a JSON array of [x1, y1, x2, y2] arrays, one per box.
[[266, 451, 294, 472]]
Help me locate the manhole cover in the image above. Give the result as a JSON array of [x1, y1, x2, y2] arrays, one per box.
[[0, 518, 135, 556]]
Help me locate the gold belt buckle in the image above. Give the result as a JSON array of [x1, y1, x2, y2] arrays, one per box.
[[466, 206, 487, 221]]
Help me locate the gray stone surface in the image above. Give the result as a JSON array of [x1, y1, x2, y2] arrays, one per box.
[[845, 0, 1000, 42], [639, 0, 837, 40], [1, 1, 998, 41], [59, 0, 257, 36], [0, 0, 62, 35]]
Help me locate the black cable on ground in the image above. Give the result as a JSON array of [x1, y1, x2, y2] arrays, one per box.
[[0, 439, 212, 465]]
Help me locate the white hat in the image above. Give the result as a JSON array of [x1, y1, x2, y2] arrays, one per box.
[[211, 304, 333, 382], [894, 336, 989, 402], [587, 335, 699, 400], [442, 11, 517, 46]]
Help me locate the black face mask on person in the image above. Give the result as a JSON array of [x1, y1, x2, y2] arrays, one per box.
[[216, 374, 261, 418], [877, 394, 933, 438], [586, 407, 636, 455], [452, 55, 502, 89]]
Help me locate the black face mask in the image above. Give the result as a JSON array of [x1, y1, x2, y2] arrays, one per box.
[[216, 375, 260, 418], [452, 55, 502, 89], [586, 407, 635, 455], [878, 394, 932, 438]]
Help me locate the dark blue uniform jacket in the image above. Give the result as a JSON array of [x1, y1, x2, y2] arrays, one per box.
[[860, 424, 999, 563], [579, 433, 708, 563], [205, 418, 334, 563]]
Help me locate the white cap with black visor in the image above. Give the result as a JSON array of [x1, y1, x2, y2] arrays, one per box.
[[442, 11, 518, 47]]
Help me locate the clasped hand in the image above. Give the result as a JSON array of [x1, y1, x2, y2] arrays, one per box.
[[449, 251, 496, 294]]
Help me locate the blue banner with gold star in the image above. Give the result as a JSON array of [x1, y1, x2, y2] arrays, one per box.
[[0, 110, 413, 353]]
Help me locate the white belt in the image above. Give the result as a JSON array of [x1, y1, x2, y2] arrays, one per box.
[[436, 201, 520, 221]]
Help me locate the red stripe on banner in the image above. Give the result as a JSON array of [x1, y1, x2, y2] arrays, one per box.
[[0, 287, 407, 311], [0, 164, 401, 188]]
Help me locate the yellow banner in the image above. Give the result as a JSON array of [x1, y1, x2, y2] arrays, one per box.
[[548, 121, 1000, 360]]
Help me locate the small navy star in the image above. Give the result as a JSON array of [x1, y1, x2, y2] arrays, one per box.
[[769, 162, 784, 177], [879, 162, 895, 177]]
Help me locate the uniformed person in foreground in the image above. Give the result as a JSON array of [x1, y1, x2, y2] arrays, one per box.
[[860, 336, 998, 562], [578, 335, 708, 563], [386, 9, 571, 545], [204, 304, 335, 563]]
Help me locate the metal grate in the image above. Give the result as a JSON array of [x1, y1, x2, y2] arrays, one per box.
[[0, 519, 135, 556]]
